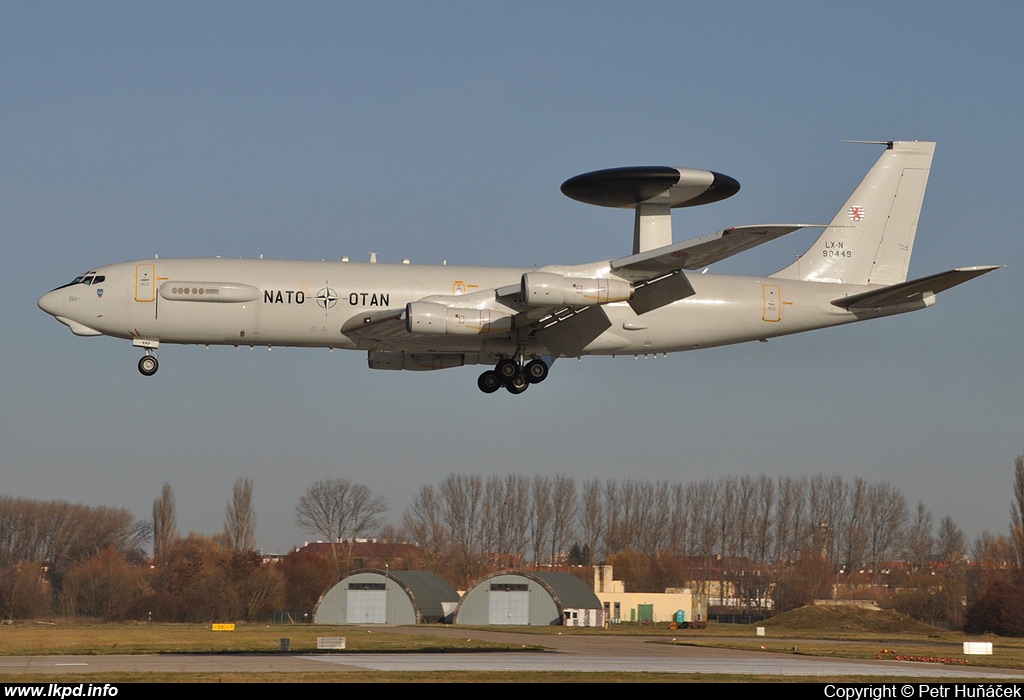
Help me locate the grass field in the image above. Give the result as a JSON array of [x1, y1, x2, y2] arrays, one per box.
[[1, 607, 1022, 683]]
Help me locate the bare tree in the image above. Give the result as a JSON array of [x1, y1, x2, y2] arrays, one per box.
[[937, 515, 966, 571], [840, 477, 870, 575], [530, 475, 553, 565], [865, 481, 908, 584], [66, 505, 149, 567], [773, 476, 805, 564], [549, 474, 578, 564], [403, 484, 449, 570], [716, 477, 737, 605], [602, 480, 623, 557], [295, 479, 387, 576], [439, 474, 483, 584], [478, 474, 532, 567], [576, 478, 603, 566], [808, 474, 846, 567], [742, 475, 775, 613], [224, 478, 256, 552], [970, 530, 1016, 604], [481, 475, 506, 558], [504, 474, 531, 565], [627, 479, 667, 555], [904, 501, 934, 576], [751, 475, 774, 565], [937, 514, 967, 628], [1012, 453, 1024, 585], [153, 483, 177, 564], [687, 479, 720, 599], [667, 482, 688, 557]]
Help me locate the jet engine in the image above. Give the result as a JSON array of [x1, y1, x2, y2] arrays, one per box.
[[405, 301, 513, 335], [521, 272, 632, 307]]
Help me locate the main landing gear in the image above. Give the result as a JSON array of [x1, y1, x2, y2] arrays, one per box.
[[477, 358, 549, 395], [138, 351, 159, 376]]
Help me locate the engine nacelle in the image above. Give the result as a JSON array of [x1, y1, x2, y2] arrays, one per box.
[[405, 301, 512, 335], [521, 272, 633, 307], [368, 351, 481, 371]]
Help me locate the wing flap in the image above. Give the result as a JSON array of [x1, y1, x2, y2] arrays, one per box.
[[628, 270, 696, 315], [535, 306, 612, 357], [831, 266, 1002, 309]]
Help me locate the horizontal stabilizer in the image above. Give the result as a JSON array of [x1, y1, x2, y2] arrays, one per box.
[[612, 225, 816, 276], [831, 266, 1002, 309]]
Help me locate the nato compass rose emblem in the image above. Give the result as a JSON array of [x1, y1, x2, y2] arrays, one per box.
[[315, 285, 338, 314]]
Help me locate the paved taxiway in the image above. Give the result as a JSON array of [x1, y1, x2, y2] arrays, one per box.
[[3, 627, 1023, 679]]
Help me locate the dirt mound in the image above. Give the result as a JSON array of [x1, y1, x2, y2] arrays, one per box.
[[765, 605, 942, 635]]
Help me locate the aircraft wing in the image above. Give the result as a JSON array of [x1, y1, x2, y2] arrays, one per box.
[[611, 225, 817, 277], [340, 308, 409, 346], [344, 224, 822, 355], [342, 280, 613, 357], [831, 266, 1002, 309]]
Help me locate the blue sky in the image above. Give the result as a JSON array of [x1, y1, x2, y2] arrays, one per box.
[[3, 2, 1022, 553]]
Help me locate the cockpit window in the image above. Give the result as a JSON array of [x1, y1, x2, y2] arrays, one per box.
[[55, 272, 102, 291]]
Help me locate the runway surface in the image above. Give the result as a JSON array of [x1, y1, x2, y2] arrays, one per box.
[[3, 628, 1023, 679]]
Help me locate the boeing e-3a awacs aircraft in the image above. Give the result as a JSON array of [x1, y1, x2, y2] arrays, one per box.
[[38, 140, 999, 395]]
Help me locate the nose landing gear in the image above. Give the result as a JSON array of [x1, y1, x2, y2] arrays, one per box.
[[477, 357, 550, 394], [133, 339, 161, 376], [138, 351, 159, 376]]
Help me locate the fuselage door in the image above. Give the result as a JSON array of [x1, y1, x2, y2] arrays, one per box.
[[136, 264, 156, 302], [762, 284, 780, 322]]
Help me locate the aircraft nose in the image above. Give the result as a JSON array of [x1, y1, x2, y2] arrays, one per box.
[[38, 289, 63, 317]]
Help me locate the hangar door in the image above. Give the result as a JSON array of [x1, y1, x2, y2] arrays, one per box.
[[347, 582, 387, 623], [488, 583, 529, 624]]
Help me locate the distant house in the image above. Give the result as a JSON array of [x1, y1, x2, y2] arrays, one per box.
[[594, 565, 706, 624], [296, 539, 422, 569]]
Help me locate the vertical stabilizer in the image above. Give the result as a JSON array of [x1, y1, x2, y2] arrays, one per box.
[[771, 141, 934, 285]]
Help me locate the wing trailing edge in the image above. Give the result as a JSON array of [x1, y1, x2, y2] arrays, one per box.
[[611, 225, 817, 276]]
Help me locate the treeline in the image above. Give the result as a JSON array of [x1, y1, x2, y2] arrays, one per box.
[[406, 474, 960, 576], [403, 473, 972, 621], [0, 496, 149, 618], [2, 465, 1023, 630], [0, 481, 339, 622], [960, 455, 1024, 635], [408, 467, 1024, 633]]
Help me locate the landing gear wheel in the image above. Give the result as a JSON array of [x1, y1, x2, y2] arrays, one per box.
[[138, 355, 159, 377], [477, 370, 502, 394], [524, 359, 549, 384], [504, 374, 529, 394], [496, 359, 520, 380]]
